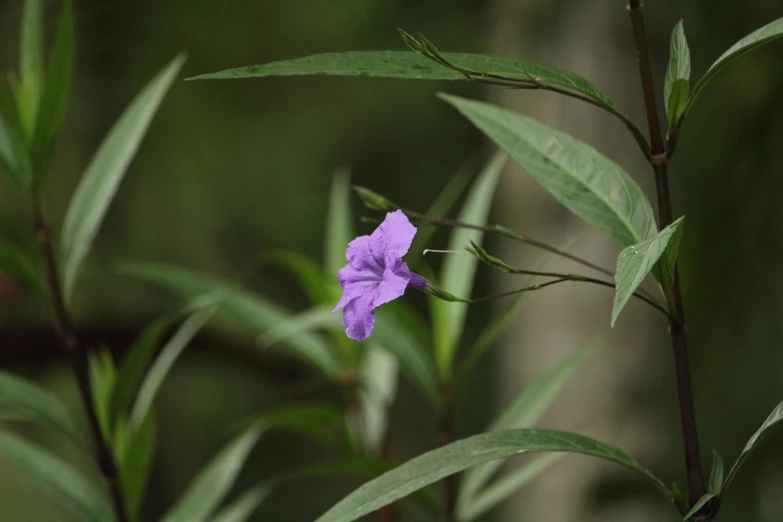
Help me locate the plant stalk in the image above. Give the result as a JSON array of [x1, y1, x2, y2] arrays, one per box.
[[627, 0, 707, 508], [439, 384, 457, 522], [31, 192, 129, 522]]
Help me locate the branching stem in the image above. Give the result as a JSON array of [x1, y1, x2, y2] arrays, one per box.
[[628, 0, 707, 510], [31, 192, 129, 522]]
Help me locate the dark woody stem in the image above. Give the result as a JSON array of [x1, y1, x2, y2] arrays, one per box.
[[403, 209, 659, 303], [628, 0, 707, 510], [31, 192, 130, 522]]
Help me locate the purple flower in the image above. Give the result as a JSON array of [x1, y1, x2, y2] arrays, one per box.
[[333, 210, 428, 341]]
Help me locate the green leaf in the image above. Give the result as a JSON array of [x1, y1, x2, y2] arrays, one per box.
[[457, 346, 593, 512], [0, 239, 45, 296], [723, 399, 783, 493], [683, 449, 725, 520], [187, 51, 614, 108], [17, 0, 44, 136], [683, 494, 715, 521], [664, 21, 691, 128], [60, 54, 186, 302], [260, 305, 340, 348], [687, 17, 783, 122], [30, 0, 75, 185], [249, 403, 352, 455], [0, 430, 111, 521], [276, 458, 438, 516], [325, 167, 353, 279], [612, 217, 684, 326], [666, 79, 690, 129], [262, 251, 331, 305], [0, 371, 85, 444], [440, 94, 658, 248], [459, 453, 561, 521], [161, 425, 264, 522], [315, 428, 668, 522], [87, 348, 117, 442], [119, 262, 342, 375], [709, 449, 724, 495], [115, 412, 157, 522], [356, 343, 399, 455], [372, 310, 438, 402], [407, 161, 474, 269], [432, 152, 506, 380], [130, 304, 216, 428], [211, 485, 272, 522], [0, 82, 32, 189], [111, 310, 184, 426]]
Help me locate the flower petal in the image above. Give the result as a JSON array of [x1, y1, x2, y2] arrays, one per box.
[[333, 263, 381, 313], [372, 257, 412, 308], [368, 210, 416, 261], [345, 235, 384, 273], [343, 289, 377, 341]]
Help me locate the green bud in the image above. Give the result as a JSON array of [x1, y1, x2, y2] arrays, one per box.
[[353, 186, 400, 211]]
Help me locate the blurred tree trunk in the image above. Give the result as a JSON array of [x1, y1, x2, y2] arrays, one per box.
[[487, 1, 674, 520]]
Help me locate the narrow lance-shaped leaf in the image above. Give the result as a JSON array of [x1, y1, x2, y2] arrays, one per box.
[[130, 304, 216, 428], [115, 411, 157, 522], [369, 311, 439, 402], [723, 399, 783, 493], [31, 0, 75, 185], [612, 217, 684, 326], [684, 17, 783, 124], [407, 161, 473, 268], [17, 0, 44, 136], [457, 345, 593, 513], [460, 454, 562, 522], [0, 239, 45, 296], [262, 250, 331, 305], [110, 310, 185, 425], [433, 152, 506, 379], [664, 21, 691, 127], [355, 342, 399, 455], [325, 167, 354, 279], [0, 430, 112, 521], [160, 425, 264, 522], [315, 428, 669, 522], [87, 348, 117, 441], [61, 54, 186, 302], [119, 262, 342, 375], [0, 82, 32, 189], [684, 449, 726, 521], [211, 485, 273, 522], [248, 403, 353, 455], [0, 371, 85, 444], [188, 51, 615, 108], [440, 94, 657, 248], [709, 449, 724, 495]]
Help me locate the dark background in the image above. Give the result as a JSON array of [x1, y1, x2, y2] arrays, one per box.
[[0, 0, 782, 520]]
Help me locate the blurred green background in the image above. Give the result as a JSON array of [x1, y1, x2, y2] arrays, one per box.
[[1, 0, 782, 520]]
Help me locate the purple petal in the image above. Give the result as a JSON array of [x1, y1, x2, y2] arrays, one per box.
[[333, 263, 381, 312], [368, 210, 416, 261], [372, 257, 412, 308], [343, 289, 377, 341], [345, 235, 383, 273]]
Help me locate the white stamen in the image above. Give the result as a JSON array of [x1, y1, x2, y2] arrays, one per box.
[[423, 249, 463, 256]]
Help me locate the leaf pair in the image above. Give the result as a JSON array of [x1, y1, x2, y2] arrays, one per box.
[[684, 400, 783, 520], [666, 17, 783, 131]]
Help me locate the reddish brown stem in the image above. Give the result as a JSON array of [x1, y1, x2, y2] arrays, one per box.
[[627, 0, 707, 509], [31, 192, 129, 522]]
